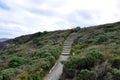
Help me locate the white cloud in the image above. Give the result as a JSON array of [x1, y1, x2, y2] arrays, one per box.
[[0, 0, 120, 38]]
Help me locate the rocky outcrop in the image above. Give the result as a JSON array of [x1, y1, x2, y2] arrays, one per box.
[[0, 42, 15, 53]]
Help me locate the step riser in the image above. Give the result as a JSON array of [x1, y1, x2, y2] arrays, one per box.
[[63, 46, 71, 47], [64, 45, 72, 46], [64, 44, 72, 45], [62, 52, 70, 53], [63, 47, 71, 49], [63, 49, 70, 50], [62, 51, 70, 52], [63, 46, 71, 49], [63, 51, 70, 52]]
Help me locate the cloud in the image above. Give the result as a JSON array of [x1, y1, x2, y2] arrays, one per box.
[[28, 8, 59, 17], [0, 0, 120, 38], [0, 1, 10, 10]]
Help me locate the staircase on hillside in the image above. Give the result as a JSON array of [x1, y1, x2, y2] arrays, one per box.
[[62, 33, 78, 55], [44, 33, 78, 80]]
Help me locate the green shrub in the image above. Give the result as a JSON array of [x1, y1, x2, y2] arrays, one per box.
[[36, 50, 52, 58], [71, 45, 82, 54], [63, 30, 72, 39], [16, 71, 29, 80], [1, 47, 16, 55], [8, 47, 16, 54], [30, 74, 42, 80], [8, 56, 28, 68], [116, 40, 120, 44], [51, 49, 61, 59], [0, 68, 22, 80], [113, 48, 120, 55], [94, 34, 109, 44], [41, 60, 51, 70], [94, 61, 112, 78], [74, 69, 97, 80], [103, 72, 113, 80], [35, 32, 42, 37], [112, 68, 120, 80], [72, 27, 81, 32], [32, 38, 40, 43], [112, 57, 120, 69], [86, 50, 102, 62], [62, 56, 81, 78], [83, 50, 102, 68], [43, 31, 47, 34], [46, 56, 56, 66], [62, 51, 102, 78]]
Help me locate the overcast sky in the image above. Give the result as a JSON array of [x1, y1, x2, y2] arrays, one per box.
[[0, 0, 120, 38]]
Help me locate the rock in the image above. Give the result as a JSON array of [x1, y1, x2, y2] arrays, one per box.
[[0, 42, 15, 53]]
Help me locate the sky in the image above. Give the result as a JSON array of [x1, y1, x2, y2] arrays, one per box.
[[0, 0, 120, 38]]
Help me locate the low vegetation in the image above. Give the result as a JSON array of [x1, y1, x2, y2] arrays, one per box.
[[61, 22, 120, 80], [0, 22, 120, 80], [0, 30, 72, 80]]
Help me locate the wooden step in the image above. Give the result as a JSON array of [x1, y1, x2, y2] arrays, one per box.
[[63, 51, 70, 53], [63, 48, 71, 50], [61, 52, 70, 55]]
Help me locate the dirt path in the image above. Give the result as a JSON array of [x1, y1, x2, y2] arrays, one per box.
[[44, 33, 78, 80]]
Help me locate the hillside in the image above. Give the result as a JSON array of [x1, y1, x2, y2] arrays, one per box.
[[61, 22, 120, 80], [0, 30, 72, 80], [0, 21, 120, 80]]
